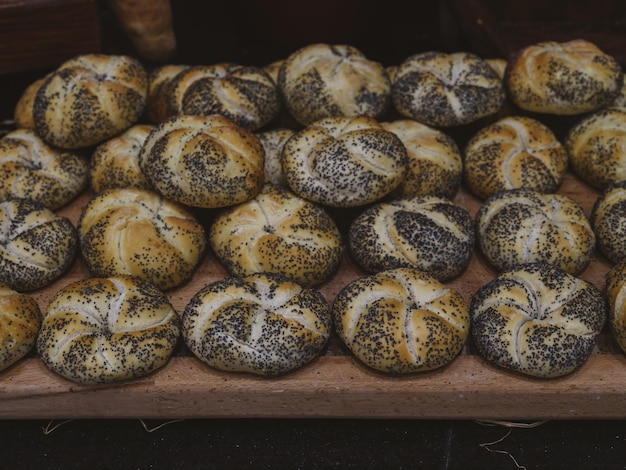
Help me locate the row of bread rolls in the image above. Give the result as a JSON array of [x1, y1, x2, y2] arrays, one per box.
[[0, 39, 625, 383]]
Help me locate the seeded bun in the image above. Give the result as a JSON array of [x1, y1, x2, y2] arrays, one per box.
[[476, 189, 595, 275], [182, 272, 331, 376], [146, 64, 189, 123], [37, 275, 180, 384], [33, 54, 148, 149], [14, 75, 48, 129], [332, 267, 470, 374], [282, 115, 409, 208], [486, 58, 508, 80], [391, 51, 505, 127], [505, 39, 623, 115], [0, 283, 41, 372], [0, 198, 77, 292], [606, 259, 626, 354], [464, 116, 568, 199], [349, 196, 474, 281], [78, 187, 207, 291], [278, 43, 391, 126], [591, 180, 626, 264], [0, 129, 88, 210], [210, 184, 343, 286], [257, 128, 294, 186], [471, 262, 607, 378]]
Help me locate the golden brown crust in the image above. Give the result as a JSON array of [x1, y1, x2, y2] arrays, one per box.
[[146, 64, 189, 123], [606, 259, 626, 355], [14, 75, 49, 130], [591, 180, 626, 264]]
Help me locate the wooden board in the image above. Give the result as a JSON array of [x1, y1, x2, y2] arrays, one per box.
[[0, 170, 622, 421]]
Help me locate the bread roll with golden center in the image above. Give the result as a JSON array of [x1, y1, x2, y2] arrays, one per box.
[[464, 116, 568, 200], [565, 107, 626, 189], [391, 51, 505, 128], [606, 259, 626, 354], [505, 39, 623, 115], [471, 262, 607, 378], [381, 119, 462, 198], [169, 63, 280, 131], [89, 124, 154, 193], [182, 272, 331, 376], [33, 54, 148, 149], [257, 128, 294, 186], [282, 115, 408, 208], [0, 198, 77, 292], [0, 129, 88, 210], [139, 114, 265, 208], [591, 180, 626, 264], [37, 275, 180, 384], [476, 189, 595, 275], [146, 64, 189, 123], [14, 75, 49, 130], [210, 184, 343, 287], [333, 267, 469, 373], [0, 283, 41, 372], [278, 43, 391, 126], [78, 187, 207, 291], [349, 196, 474, 281]]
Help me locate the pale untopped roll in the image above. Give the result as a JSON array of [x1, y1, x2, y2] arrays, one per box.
[[591, 180, 626, 264], [606, 259, 626, 355]]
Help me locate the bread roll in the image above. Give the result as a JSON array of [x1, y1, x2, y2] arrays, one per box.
[[591, 180, 626, 264], [0, 198, 77, 292], [278, 43, 391, 126], [0, 129, 88, 210], [505, 39, 623, 115], [0, 283, 41, 372], [606, 259, 626, 354], [381, 119, 462, 198], [391, 51, 505, 127], [282, 115, 409, 208], [182, 272, 331, 376], [146, 64, 189, 123], [138, 114, 265, 208], [471, 262, 607, 378], [169, 63, 280, 130], [14, 75, 48, 129], [464, 116, 568, 199], [33, 54, 148, 149], [263, 59, 283, 85], [565, 107, 626, 189], [486, 58, 508, 80], [332, 267, 469, 373], [89, 124, 154, 193], [257, 128, 294, 186], [348, 195, 474, 281], [476, 189, 595, 275], [78, 187, 207, 291], [210, 184, 343, 287], [37, 275, 180, 384]]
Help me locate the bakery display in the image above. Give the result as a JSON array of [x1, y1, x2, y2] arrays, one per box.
[[505, 39, 623, 115], [463, 116, 568, 199], [471, 262, 607, 378], [348, 195, 474, 281], [391, 51, 505, 127], [78, 187, 207, 291], [182, 272, 332, 376], [210, 184, 343, 287], [333, 267, 470, 373], [475, 188, 595, 275], [0, 198, 77, 292], [37, 275, 181, 384], [591, 180, 626, 264], [606, 259, 626, 355]]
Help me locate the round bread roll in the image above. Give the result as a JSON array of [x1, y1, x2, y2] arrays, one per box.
[[505, 39, 623, 115], [146, 64, 189, 123], [0, 129, 88, 210], [332, 267, 470, 374], [89, 124, 154, 193], [138, 114, 265, 208], [0, 283, 41, 372], [475, 189, 595, 275], [349, 195, 474, 281], [278, 43, 391, 126], [263, 59, 283, 85], [565, 107, 626, 189], [78, 187, 207, 291], [282, 115, 409, 208], [210, 184, 343, 287], [182, 272, 331, 376], [0, 198, 77, 292], [591, 180, 626, 264], [257, 127, 294, 186], [37, 275, 181, 384], [14, 75, 49, 130], [168, 63, 280, 131], [464, 116, 568, 200], [606, 259, 626, 354], [33, 54, 148, 149], [381, 119, 463, 198], [471, 262, 607, 378], [391, 51, 505, 127]]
